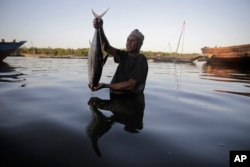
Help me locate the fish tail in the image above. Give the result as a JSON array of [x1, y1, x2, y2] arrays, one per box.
[[91, 8, 110, 19]]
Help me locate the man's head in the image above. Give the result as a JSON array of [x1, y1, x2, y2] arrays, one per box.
[[126, 29, 144, 53]]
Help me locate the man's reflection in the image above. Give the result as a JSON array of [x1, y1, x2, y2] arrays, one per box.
[[86, 93, 145, 157]]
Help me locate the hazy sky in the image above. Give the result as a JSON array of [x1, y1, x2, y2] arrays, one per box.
[[1, 0, 249, 53]]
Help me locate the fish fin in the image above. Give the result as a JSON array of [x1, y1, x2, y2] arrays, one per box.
[[100, 41, 108, 65], [101, 42, 109, 65], [101, 41, 107, 54], [92, 8, 110, 19], [103, 54, 109, 66]]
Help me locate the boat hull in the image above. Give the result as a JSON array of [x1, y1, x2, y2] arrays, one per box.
[[201, 44, 250, 65], [0, 41, 26, 61]]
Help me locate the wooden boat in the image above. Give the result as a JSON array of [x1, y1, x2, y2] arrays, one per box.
[[148, 55, 202, 63], [201, 44, 250, 65], [0, 40, 26, 61]]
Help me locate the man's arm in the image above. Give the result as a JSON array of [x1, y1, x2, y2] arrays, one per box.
[[90, 79, 137, 92], [94, 18, 117, 56], [104, 79, 137, 90]]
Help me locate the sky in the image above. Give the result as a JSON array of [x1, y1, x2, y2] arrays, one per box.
[[0, 0, 249, 53]]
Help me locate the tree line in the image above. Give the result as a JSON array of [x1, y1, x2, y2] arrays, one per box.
[[18, 47, 89, 56], [18, 47, 198, 57]]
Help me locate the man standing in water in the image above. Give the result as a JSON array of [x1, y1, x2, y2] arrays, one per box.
[[89, 18, 148, 94]]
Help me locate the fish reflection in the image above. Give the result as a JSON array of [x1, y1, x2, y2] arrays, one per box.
[[86, 93, 145, 157]]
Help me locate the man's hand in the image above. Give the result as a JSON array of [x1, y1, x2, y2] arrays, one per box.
[[93, 18, 103, 29], [88, 83, 105, 91]]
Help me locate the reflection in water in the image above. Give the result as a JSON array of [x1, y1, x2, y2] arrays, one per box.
[[202, 63, 250, 97], [202, 63, 250, 83], [214, 90, 250, 97], [1, 57, 249, 166], [0, 62, 14, 72], [0, 61, 25, 83], [86, 93, 145, 157]]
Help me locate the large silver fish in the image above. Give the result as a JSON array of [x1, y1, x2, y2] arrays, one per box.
[[88, 8, 109, 88]]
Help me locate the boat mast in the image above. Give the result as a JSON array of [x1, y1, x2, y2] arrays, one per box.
[[31, 41, 35, 55], [176, 20, 185, 53], [173, 20, 185, 91]]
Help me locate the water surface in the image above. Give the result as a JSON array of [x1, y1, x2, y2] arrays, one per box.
[[0, 57, 249, 167]]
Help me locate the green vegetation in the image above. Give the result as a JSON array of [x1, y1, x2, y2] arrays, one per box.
[[18, 47, 199, 57], [18, 47, 89, 56]]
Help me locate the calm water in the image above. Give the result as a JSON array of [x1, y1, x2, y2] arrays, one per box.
[[0, 57, 249, 167]]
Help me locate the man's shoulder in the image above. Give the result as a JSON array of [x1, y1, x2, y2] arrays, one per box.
[[138, 54, 148, 62], [115, 49, 128, 56], [139, 53, 147, 59]]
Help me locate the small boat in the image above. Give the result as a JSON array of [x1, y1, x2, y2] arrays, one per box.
[[0, 40, 26, 61], [201, 44, 250, 65]]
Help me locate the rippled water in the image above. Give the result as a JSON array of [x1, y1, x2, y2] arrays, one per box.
[[1, 57, 249, 167]]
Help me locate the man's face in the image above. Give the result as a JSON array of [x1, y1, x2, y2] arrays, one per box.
[[126, 35, 141, 53]]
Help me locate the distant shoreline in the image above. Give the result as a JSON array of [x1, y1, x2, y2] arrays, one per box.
[[14, 53, 87, 59], [15, 53, 204, 63]]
